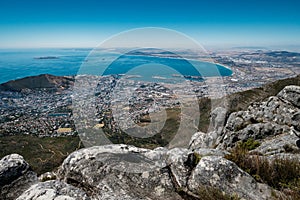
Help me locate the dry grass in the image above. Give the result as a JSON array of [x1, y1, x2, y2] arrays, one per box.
[[0, 135, 83, 175], [225, 141, 300, 199]]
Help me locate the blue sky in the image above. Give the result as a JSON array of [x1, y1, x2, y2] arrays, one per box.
[[0, 0, 299, 48]]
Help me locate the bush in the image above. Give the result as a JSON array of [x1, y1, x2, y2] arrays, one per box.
[[240, 138, 260, 150], [225, 141, 300, 199]]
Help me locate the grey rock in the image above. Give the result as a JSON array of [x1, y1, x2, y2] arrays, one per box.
[[189, 107, 227, 150], [208, 107, 227, 135], [189, 131, 222, 149], [16, 180, 90, 200], [220, 122, 290, 149], [57, 144, 184, 200], [188, 131, 209, 149], [217, 91, 300, 149], [292, 113, 300, 132], [277, 85, 300, 108], [193, 148, 229, 157], [187, 156, 273, 200], [0, 154, 38, 200], [166, 148, 192, 189], [251, 132, 300, 156]]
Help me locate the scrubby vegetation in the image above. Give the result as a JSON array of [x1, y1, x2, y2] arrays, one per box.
[[225, 140, 300, 199], [102, 108, 181, 149], [239, 138, 260, 150], [0, 135, 83, 175], [196, 185, 239, 200]]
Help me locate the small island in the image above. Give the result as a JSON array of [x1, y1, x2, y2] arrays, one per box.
[[34, 56, 59, 60]]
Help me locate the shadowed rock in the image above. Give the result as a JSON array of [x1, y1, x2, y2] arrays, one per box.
[[0, 154, 37, 200]]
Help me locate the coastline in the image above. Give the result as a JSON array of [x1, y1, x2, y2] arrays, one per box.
[[0, 50, 233, 84]]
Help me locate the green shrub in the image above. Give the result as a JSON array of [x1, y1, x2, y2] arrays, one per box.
[[240, 138, 260, 150], [193, 152, 202, 166], [197, 185, 240, 200]]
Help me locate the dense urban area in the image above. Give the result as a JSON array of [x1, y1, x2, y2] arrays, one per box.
[[0, 49, 299, 139]]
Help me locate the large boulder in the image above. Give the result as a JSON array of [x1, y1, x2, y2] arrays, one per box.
[[2, 146, 282, 200], [187, 156, 273, 200], [0, 154, 37, 200], [277, 85, 300, 108], [55, 144, 275, 200], [57, 144, 184, 200], [16, 180, 90, 200]]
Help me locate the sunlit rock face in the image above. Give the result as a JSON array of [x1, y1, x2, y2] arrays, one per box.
[[216, 85, 300, 152], [16, 180, 90, 200], [187, 156, 273, 200]]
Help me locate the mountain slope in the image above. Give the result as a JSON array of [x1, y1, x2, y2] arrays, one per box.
[[198, 74, 300, 132], [0, 74, 74, 92]]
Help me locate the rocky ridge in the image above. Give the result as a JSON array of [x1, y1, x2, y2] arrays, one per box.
[[1, 85, 300, 199]]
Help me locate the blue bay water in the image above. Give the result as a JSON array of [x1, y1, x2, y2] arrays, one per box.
[[0, 48, 89, 84], [0, 49, 232, 84]]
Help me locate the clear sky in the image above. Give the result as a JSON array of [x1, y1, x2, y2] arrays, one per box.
[[0, 0, 299, 48]]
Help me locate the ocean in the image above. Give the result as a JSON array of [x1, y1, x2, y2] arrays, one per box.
[[0, 48, 232, 84]]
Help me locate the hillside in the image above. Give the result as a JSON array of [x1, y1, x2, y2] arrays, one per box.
[[0, 74, 74, 92], [198, 74, 300, 132], [1, 83, 300, 200]]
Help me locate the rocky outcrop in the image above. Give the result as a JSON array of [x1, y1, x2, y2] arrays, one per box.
[[187, 156, 273, 200], [189, 85, 300, 152], [216, 85, 300, 151], [57, 145, 183, 200], [250, 132, 300, 158], [0, 154, 37, 200], [16, 180, 90, 200], [1, 145, 275, 200]]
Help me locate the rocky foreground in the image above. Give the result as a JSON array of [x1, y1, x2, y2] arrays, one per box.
[[1, 85, 300, 200]]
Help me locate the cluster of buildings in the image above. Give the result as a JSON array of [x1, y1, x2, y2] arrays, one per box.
[[1, 49, 299, 138], [0, 90, 75, 137]]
